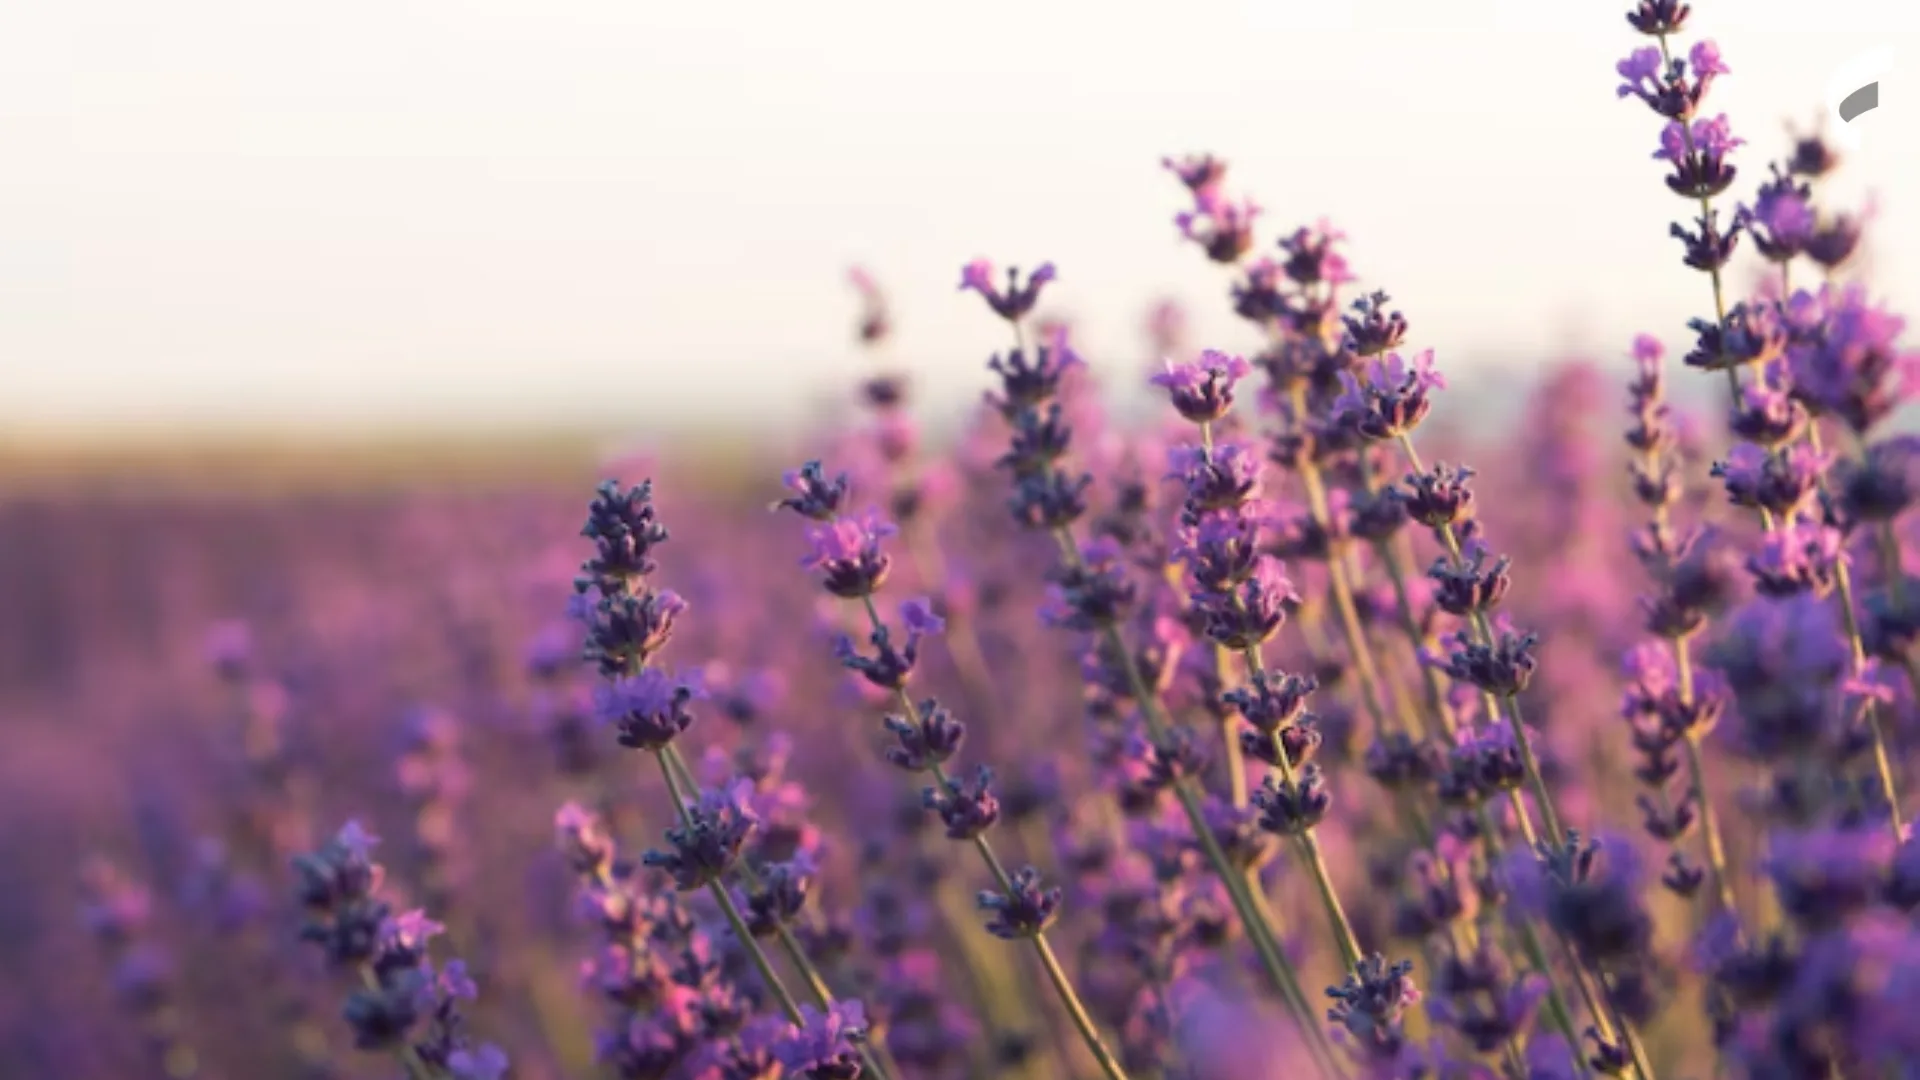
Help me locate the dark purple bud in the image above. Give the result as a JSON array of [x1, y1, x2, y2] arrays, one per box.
[[1251, 767, 1331, 835], [924, 766, 1001, 841], [1399, 462, 1476, 528], [642, 782, 759, 891], [775, 461, 854, 521], [1625, 0, 1689, 35], [1341, 291, 1409, 357], [977, 867, 1062, 940], [1325, 955, 1422, 1063], [595, 668, 702, 751], [802, 510, 895, 599], [1150, 349, 1253, 424], [881, 699, 966, 772]]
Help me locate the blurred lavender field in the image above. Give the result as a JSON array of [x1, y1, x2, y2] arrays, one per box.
[[13, 6, 1920, 1080]]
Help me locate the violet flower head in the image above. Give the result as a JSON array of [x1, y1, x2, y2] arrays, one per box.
[[834, 597, 943, 690], [1399, 462, 1476, 529], [977, 866, 1063, 940], [595, 667, 704, 751], [1277, 219, 1355, 288], [1194, 555, 1298, 651], [575, 586, 689, 678], [1625, 0, 1689, 35], [1438, 618, 1540, 698], [1168, 440, 1262, 514], [1175, 507, 1264, 594], [1710, 441, 1830, 520], [1333, 349, 1446, 442], [1724, 355, 1806, 447], [882, 698, 966, 773], [643, 780, 760, 891], [959, 259, 1056, 323], [985, 339, 1082, 418], [1427, 543, 1513, 617], [774, 1001, 868, 1079], [1656, 114, 1743, 199], [1341, 291, 1409, 358], [1325, 954, 1422, 1064], [1685, 299, 1786, 375], [1251, 766, 1331, 835], [1149, 349, 1252, 424], [1743, 164, 1815, 263], [923, 765, 1001, 841], [801, 509, 896, 599], [775, 461, 853, 521], [1746, 516, 1845, 598], [746, 854, 818, 937], [577, 479, 672, 595]]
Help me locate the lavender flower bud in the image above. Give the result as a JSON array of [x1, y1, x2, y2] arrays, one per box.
[[1149, 349, 1252, 423], [923, 766, 1001, 841], [595, 668, 703, 751], [881, 699, 966, 772], [775, 461, 853, 521], [977, 867, 1063, 940], [642, 782, 759, 891]]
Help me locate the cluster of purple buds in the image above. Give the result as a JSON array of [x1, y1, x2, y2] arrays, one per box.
[[572, 480, 685, 678], [642, 780, 761, 892], [291, 823, 505, 1078]]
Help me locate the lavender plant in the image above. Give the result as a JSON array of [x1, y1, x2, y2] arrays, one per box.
[[42, 5, 1920, 1079]]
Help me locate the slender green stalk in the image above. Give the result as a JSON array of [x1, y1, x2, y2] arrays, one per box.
[[855, 596, 1133, 1080], [655, 750, 808, 1023]]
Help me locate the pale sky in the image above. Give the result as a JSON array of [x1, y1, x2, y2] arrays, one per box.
[[6, 0, 1920, 436]]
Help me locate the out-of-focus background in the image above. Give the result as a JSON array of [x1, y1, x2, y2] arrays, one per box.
[[8, 0, 1918, 724], [11, 2, 1920, 443]]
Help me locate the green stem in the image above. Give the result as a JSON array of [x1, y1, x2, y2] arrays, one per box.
[[858, 596, 1133, 1080]]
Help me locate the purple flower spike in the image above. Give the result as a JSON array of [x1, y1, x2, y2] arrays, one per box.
[[959, 259, 1057, 323], [1150, 349, 1253, 424]]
